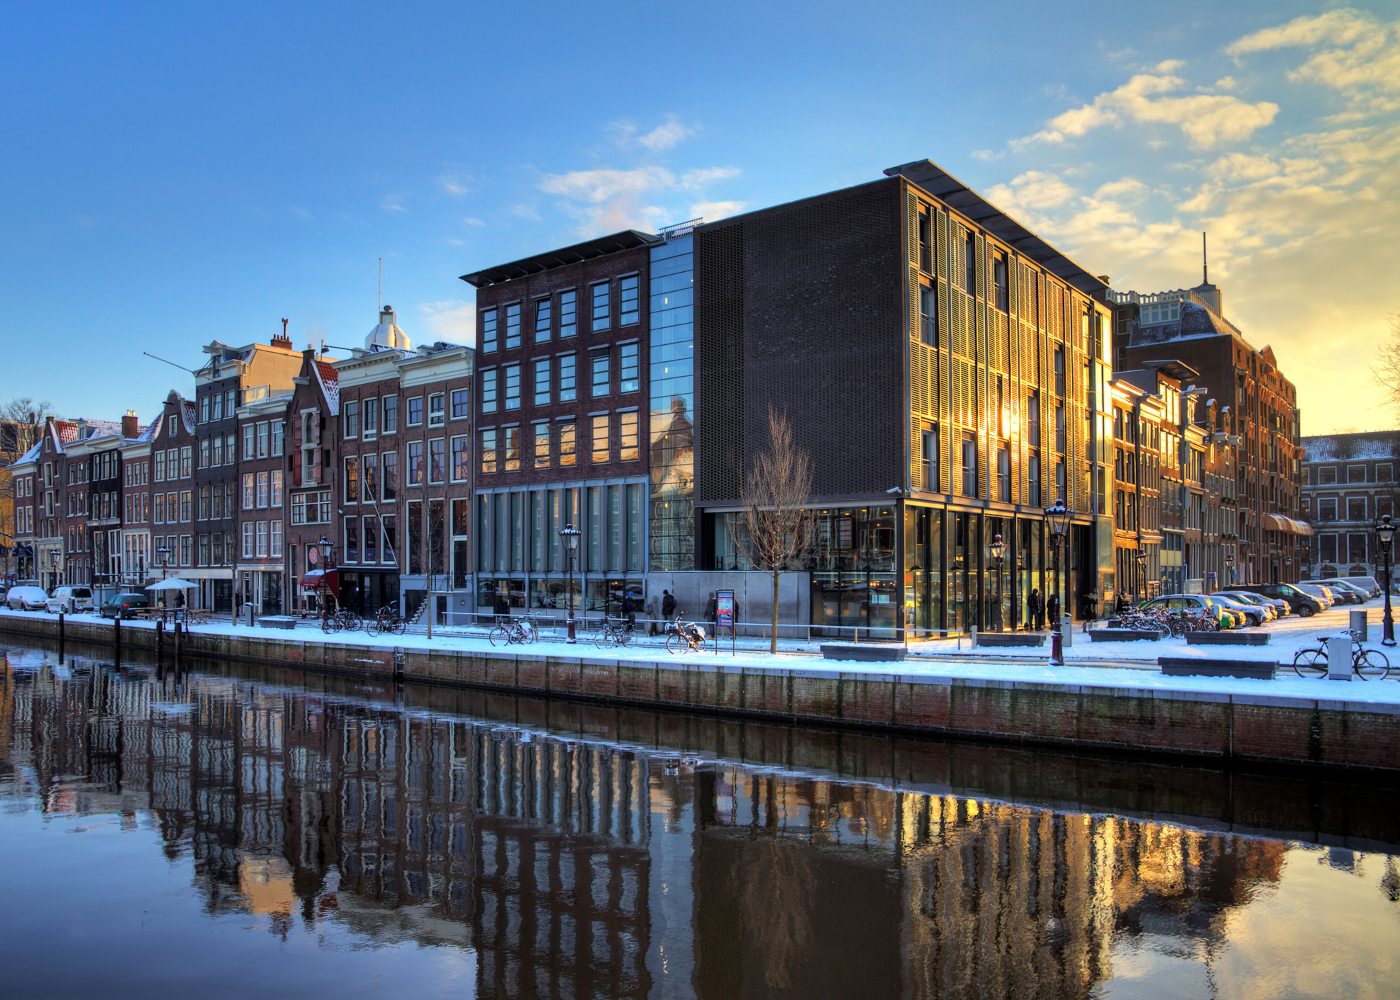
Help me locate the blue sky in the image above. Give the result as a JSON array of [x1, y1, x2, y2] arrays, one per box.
[[2, 1, 1396, 435]]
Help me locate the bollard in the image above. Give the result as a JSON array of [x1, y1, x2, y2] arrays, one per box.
[[1327, 634, 1353, 680], [1350, 609, 1369, 644], [58, 609, 66, 646], [970, 625, 978, 648], [113, 615, 122, 664], [1060, 614, 1073, 648]]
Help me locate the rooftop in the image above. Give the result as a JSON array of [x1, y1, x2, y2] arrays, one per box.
[[460, 230, 660, 288]]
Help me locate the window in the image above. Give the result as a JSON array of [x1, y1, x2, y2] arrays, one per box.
[[591, 351, 610, 397], [961, 434, 978, 497], [256, 471, 269, 509], [180, 491, 192, 522], [242, 522, 255, 559], [481, 369, 498, 413], [560, 290, 577, 338], [344, 400, 360, 438], [242, 473, 256, 510], [534, 421, 550, 469], [1379, 464, 1393, 483], [997, 447, 1011, 502], [363, 399, 377, 438], [270, 520, 282, 558], [199, 396, 210, 423], [1054, 346, 1066, 396], [381, 451, 398, 499], [155, 451, 166, 482], [271, 419, 285, 456], [199, 438, 211, 470], [198, 485, 210, 520], [382, 396, 398, 434], [504, 363, 521, 410], [917, 210, 931, 272], [407, 396, 424, 426], [591, 281, 611, 331], [1055, 404, 1066, 453], [1319, 498, 1337, 520], [344, 457, 359, 503], [451, 435, 470, 481], [480, 429, 497, 474], [1348, 496, 1367, 521], [256, 521, 269, 558], [428, 393, 445, 427], [243, 424, 257, 459], [1347, 465, 1366, 483], [993, 252, 1009, 312], [181, 446, 193, 478], [256, 421, 269, 458], [360, 455, 375, 502], [271, 469, 283, 507], [505, 302, 522, 349], [619, 410, 639, 461], [503, 425, 521, 472], [407, 441, 425, 486], [344, 517, 358, 563], [534, 297, 552, 343], [559, 419, 576, 466], [619, 342, 639, 393], [591, 413, 610, 463], [481, 307, 498, 352], [919, 286, 937, 346], [534, 358, 552, 406], [620, 275, 640, 325], [450, 388, 469, 420], [559, 353, 577, 402], [428, 438, 445, 484], [1028, 392, 1041, 447], [964, 228, 976, 292]]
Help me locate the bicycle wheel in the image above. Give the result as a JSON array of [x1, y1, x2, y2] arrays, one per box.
[[1292, 647, 1328, 678], [1356, 649, 1389, 680], [666, 631, 686, 654], [343, 614, 362, 633], [490, 625, 511, 647], [616, 626, 634, 647], [519, 620, 538, 644], [366, 616, 381, 637], [322, 617, 342, 635]]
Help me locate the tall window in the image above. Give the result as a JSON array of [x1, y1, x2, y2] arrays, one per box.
[[407, 396, 424, 426], [505, 302, 522, 349], [961, 434, 977, 498], [381, 451, 398, 500], [1054, 347, 1066, 396], [619, 342, 639, 393], [504, 363, 521, 410], [559, 419, 576, 466], [382, 396, 398, 434], [363, 400, 377, 437], [534, 358, 551, 406], [997, 447, 1011, 502], [428, 438, 445, 484], [344, 401, 360, 438], [481, 369, 498, 413], [480, 429, 497, 474], [243, 424, 256, 459], [1029, 453, 1042, 508], [481, 307, 498, 352], [619, 275, 640, 325], [428, 393, 445, 427], [964, 229, 976, 293], [451, 436, 470, 482], [591, 281, 611, 332], [534, 297, 552, 343], [503, 425, 521, 472], [917, 210, 931, 273], [993, 252, 1009, 312], [407, 440, 424, 486], [921, 427, 938, 489], [619, 410, 639, 461], [533, 421, 550, 469], [450, 388, 469, 420], [919, 286, 937, 346], [344, 457, 360, 503], [591, 414, 610, 463], [591, 351, 610, 397], [559, 353, 577, 401], [560, 290, 577, 338]]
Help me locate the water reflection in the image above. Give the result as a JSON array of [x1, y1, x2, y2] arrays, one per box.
[[2, 643, 1398, 999]]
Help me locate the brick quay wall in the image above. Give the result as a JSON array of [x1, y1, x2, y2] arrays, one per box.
[[4, 613, 1399, 773]]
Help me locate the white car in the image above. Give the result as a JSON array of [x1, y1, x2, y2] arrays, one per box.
[[6, 586, 49, 611], [46, 585, 95, 613]]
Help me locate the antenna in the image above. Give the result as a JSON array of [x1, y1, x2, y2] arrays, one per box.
[[142, 351, 197, 374], [1202, 231, 1208, 285]]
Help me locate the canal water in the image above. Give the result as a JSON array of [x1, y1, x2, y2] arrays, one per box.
[[1, 640, 1398, 999]]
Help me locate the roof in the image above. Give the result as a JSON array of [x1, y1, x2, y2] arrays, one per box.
[[1302, 432, 1400, 463], [314, 360, 341, 415], [460, 230, 660, 288], [884, 160, 1109, 297]]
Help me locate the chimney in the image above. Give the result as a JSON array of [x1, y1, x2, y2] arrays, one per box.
[[272, 317, 293, 350], [122, 410, 139, 438]]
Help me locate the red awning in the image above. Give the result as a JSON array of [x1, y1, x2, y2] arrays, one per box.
[[300, 569, 339, 591]]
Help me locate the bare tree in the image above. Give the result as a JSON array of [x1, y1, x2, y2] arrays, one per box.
[[0, 397, 53, 459], [1373, 312, 1400, 417], [741, 407, 816, 654]]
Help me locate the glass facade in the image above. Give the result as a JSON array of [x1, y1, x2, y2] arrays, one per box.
[[648, 235, 695, 571]]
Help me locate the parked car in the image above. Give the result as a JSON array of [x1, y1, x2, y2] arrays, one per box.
[[99, 592, 150, 620], [1330, 576, 1381, 599], [1293, 583, 1335, 609], [46, 586, 95, 614], [1217, 590, 1287, 619], [1321, 579, 1372, 603], [1302, 579, 1359, 605], [1209, 594, 1268, 627], [6, 586, 50, 611], [1141, 594, 1242, 629], [1237, 583, 1323, 617]]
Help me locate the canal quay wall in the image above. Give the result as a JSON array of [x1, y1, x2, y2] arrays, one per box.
[[5, 612, 1400, 773]]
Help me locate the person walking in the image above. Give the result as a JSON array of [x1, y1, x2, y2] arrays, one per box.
[[661, 589, 677, 621], [1027, 588, 1043, 630], [621, 591, 636, 631], [705, 592, 718, 630], [1047, 590, 1060, 631]]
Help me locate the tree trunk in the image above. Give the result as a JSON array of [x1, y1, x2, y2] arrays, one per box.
[[770, 567, 781, 655]]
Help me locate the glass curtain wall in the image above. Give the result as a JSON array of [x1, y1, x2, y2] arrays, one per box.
[[648, 235, 695, 571]]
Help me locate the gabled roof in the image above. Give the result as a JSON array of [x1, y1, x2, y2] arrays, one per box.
[[314, 360, 340, 415]]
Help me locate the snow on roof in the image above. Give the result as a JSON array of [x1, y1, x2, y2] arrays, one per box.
[[1303, 432, 1400, 462], [314, 360, 341, 415], [11, 441, 41, 466], [181, 400, 197, 434]]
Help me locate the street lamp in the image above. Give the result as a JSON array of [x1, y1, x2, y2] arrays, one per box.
[[1224, 554, 1235, 587], [157, 544, 170, 581], [1134, 549, 1147, 600], [1376, 514, 1395, 647], [988, 532, 1006, 631], [559, 523, 581, 643], [1044, 498, 1070, 665], [316, 536, 335, 627], [49, 550, 60, 591]]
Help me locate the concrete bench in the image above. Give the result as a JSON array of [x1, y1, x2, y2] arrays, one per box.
[[1089, 628, 1165, 642], [1159, 656, 1276, 680], [820, 643, 907, 662], [974, 632, 1046, 648], [1185, 631, 1271, 646], [258, 616, 300, 630]]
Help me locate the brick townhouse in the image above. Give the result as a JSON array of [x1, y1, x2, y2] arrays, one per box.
[[149, 391, 199, 598], [285, 348, 340, 614], [1301, 431, 1400, 580], [119, 414, 157, 589], [234, 390, 290, 615]]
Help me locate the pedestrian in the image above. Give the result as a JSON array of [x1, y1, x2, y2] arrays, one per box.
[[621, 591, 636, 630], [493, 591, 509, 623], [662, 589, 677, 620], [1047, 590, 1060, 629], [1027, 588, 1043, 630], [705, 592, 718, 629]]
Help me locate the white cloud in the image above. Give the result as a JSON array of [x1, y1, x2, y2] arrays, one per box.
[[608, 115, 698, 153], [1225, 10, 1373, 56], [1227, 10, 1400, 106], [689, 200, 746, 222], [461, 216, 485, 227], [680, 166, 741, 190], [380, 194, 407, 214], [417, 299, 476, 347], [1012, 69, 1279, 151], [439, 170, 475, 197]]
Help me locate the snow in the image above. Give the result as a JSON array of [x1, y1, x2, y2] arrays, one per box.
[[5, 601, 1399, 708]]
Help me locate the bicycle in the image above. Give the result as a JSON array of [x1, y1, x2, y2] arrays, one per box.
[[664, 616, 707, 654], [320, 606, 362, 635], [365, 605, 407, 637], [1293, 630, 1390, 680], [594, 616, 635, 649], [490, 617, 536, 647]]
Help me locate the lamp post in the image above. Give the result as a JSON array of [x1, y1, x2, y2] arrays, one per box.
[[1376, 514, 1396, 647], [1044, 499, 1070, 665], [1224, 554, 1235, 588], [989, 532, 1005, 631], [317, 535, 335, 628], [49, 550, 60, 592], [559, 523, 581, 643], [157, 544, 170, 581], [1134, 549, 1147, 601]]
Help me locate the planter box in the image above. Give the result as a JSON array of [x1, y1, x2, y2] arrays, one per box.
[[258, 616, 300, 630], [1160, 656, 1276, 680], [820, 643, 906, 662], [1185, 631, 1271, 646], [1089, 628, 1165, 642], [974, 632, 1046, 648]]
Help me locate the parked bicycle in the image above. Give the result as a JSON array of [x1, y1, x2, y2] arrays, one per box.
[[594, 616, 635, 649], [665, 616, 707, 654], [1293, 630, 1391, 680], [490, 616, 537, 647], [365, 605, 407, 637], [321, 606, 362, 634]]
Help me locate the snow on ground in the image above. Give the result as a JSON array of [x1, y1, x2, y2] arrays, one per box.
[[4, 600, 1399, 707]]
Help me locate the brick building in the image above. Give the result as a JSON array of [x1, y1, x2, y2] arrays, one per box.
[[1109, 277, 1307, 584], [150, 392, 199, 598], [463, 232, 652, 617], [234, 391, 290, 614], [1301, 431, 1400, 580], [286, 349, 340, 614], [688, 160, 1115, 634], [119, 415, 157, 589]]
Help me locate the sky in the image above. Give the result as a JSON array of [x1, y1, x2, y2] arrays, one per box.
[[1, 1, 1396, 437]]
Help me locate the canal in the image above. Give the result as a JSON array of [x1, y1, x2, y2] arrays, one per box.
[[1, 639, 1398, 999]]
